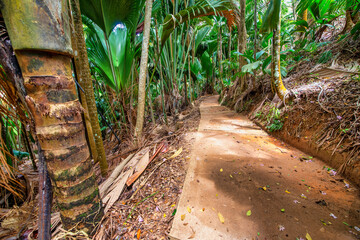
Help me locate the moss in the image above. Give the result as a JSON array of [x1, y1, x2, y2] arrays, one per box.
[[57, 187, 99, 210], [27, 58, 44, 73], [53, 160, 91, 182]]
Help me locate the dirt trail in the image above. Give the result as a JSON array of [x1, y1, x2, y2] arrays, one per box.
[[169, 95, 360, 240]]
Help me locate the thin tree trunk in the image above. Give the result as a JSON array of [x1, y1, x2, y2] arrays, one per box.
[[228, 28, 232, 61], [1, 0, 103, 232], [154, 21, 168, 124], [146, 73, 156, 124], [217, 22, 223, 89], [292, 0, 296, 21], [253, 0, 258, 79], [69, 1, 95, 158], [135, 0, 153, 139], [232, 0, 247, 107], [271, 6, 291, 102], [22, 124, 37, 170], [190, 33, 195, 102], [70, 0, 108, 176], [227, 27, 232, 80]]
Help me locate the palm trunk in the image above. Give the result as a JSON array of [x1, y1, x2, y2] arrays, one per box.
[[135, 0, 153, 139], [1, 0, 103, 232], [227, 27, 232, 80], [70, 0, 108, 176], [253, 0, 258, 79], [232, 0, 247, 107], [271, 6, 291, 103], [217, 23, 223, 89]]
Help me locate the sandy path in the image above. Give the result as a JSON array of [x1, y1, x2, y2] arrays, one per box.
[[169, 95, 359, 240]]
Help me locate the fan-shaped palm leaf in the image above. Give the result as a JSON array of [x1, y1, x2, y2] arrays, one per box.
[[79, 0, 145, 37], [85, 20, 135, 92]]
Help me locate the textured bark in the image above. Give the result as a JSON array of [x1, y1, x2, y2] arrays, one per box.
[[254, 0, 257, 61], [2, 0, 103, 233], [238, 0, 247, 91], [232, 0, 247, 105], [135, 0, 153, 139], [228, 27, 232, 60], [16, 51, 103, 232], [70, 0, 108, 176], [271, 7, 291, 103], [37, 142, 52, 240], [217, 23, 223, 88]]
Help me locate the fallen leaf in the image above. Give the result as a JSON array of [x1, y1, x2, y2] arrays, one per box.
[[306, 232, 312, 240], [181, 214, 186, 221], [137, 229, 141, 239], [169, 147, 183, 160], [187, 207, 191, 213], [246, 210, 252, 216], [218, 212, 225, 223]]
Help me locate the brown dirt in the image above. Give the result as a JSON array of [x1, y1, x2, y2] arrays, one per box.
[[170, 96, 360, 240]]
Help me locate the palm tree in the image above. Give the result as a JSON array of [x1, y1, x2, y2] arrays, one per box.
[[135, 0, 154, 139], [70, 0, 108, 176], [261, 0, 292, 103], [1, 0, 103, 232]]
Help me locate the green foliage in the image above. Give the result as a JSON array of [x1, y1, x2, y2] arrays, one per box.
[[266, 119, 284, 132], [161, 0, 237, 45], [79, 0, 145, 37], [85, 18, 137, 92], [318, 50, 332, 63], [260, 0, 281, 33], [242, 61, 261, 74], [265, 106, 284, 132]]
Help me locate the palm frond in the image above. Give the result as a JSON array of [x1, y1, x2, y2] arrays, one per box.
[[161, 0, 238, 46], [260, 0, 281, 33]]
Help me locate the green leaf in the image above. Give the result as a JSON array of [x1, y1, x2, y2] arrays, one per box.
[[161, 0, 237, 45], [79, 0, 145, 37], [255, 50, 266, 60], [262, 56, 272, 71], [260, 0, 281, 33], [246, 210, 252, 216], [242, 61, 261, 74]]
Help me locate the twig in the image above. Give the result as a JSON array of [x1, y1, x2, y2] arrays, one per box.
[[124, 191, 158, 225], [317, 85, 332, 114]]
